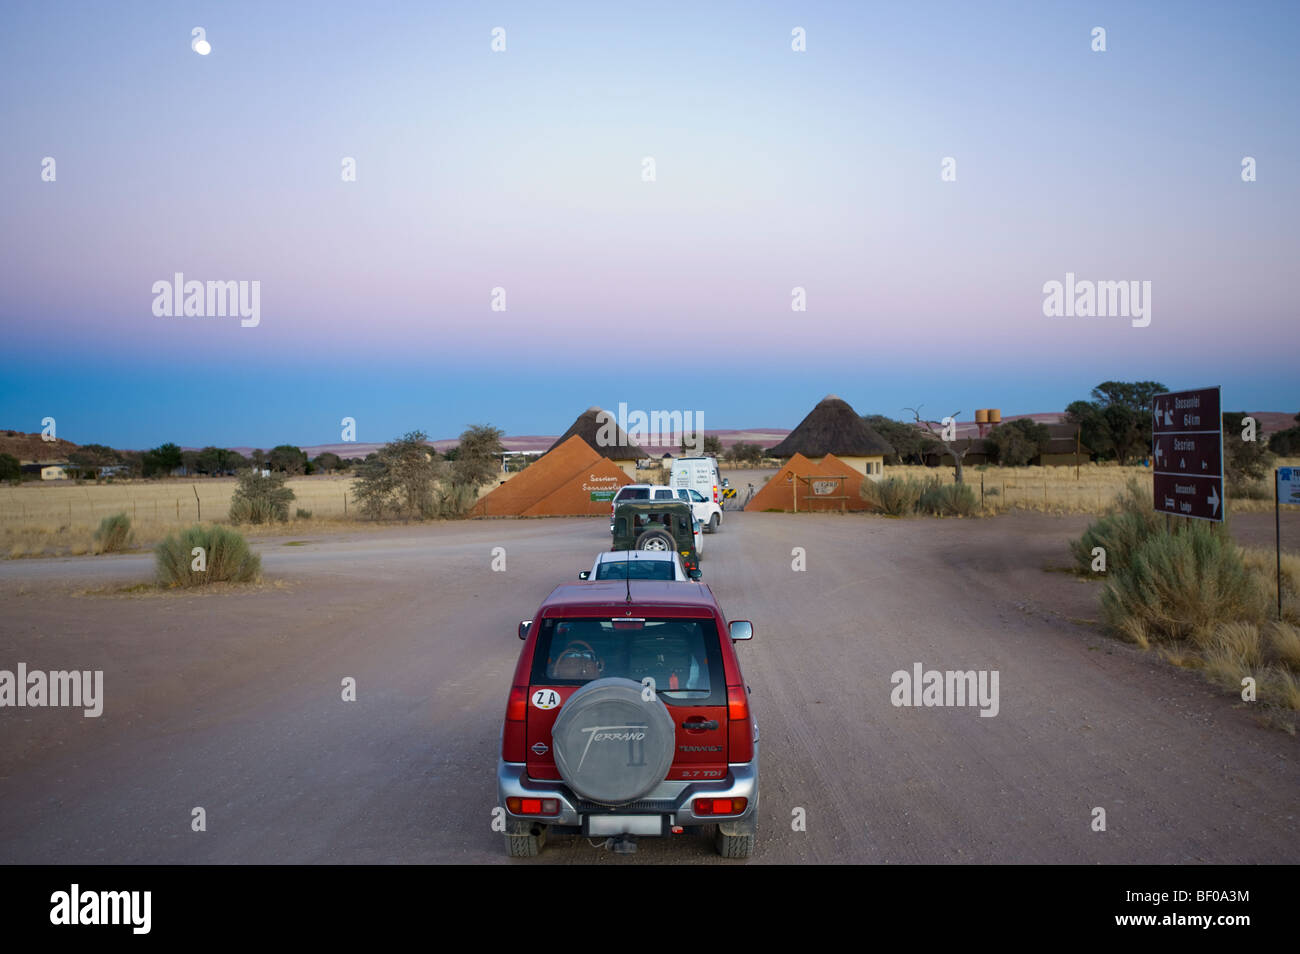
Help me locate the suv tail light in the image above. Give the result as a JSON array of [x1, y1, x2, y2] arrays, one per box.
[[507, 797, 560, 816], [727, 684, 753, 763], [693, 797, 748, 817], [713, 484, 718, 503], [502, 685, 528, 762]]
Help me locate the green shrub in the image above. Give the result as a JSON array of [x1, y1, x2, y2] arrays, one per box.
[[295, 508, 312, 519], [860, 476, 923, 516], [917, 477, 977, 516], [1100, 520, 1265, 644], [435, 482, 479, 518], [93, 512, 132, 553], [1069, 477, 1163, 573], [155, 525, 260, 587], [229, 469, 294, 524]]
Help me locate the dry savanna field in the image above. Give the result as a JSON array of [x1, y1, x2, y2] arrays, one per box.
[[2, 460, 1297, 559]]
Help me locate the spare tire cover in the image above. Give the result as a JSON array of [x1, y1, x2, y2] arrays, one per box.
[[551, 677, 676, 805]]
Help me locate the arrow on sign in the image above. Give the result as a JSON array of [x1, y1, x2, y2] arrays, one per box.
[[1154, 442, 1164, 463], [1208, 484, 1220, 516]]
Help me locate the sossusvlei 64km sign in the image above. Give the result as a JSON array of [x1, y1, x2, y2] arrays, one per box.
[[1152, 386, 1224, 522]]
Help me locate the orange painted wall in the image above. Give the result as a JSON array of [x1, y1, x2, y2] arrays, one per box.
[[471, 435, 633, 517], [745, 453, 874, 512]]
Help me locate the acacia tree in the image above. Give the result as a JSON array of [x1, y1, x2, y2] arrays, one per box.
[[1222, 411, 1276, 487], [1065, 381, 1168, 464], [268, 445, 308, 475], [1268, 412, 1300, 456], [351, 431, 442, 519], [450, 425, 505, 488], [904, 406, 975, 484], [864, 415, 939, 465], [68, 443, 122, 479], [726, 441, 764, 466], [986, 419, 1051, 466]]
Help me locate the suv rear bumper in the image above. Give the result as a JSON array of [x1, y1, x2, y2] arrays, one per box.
[[498, 758, 758, 831]]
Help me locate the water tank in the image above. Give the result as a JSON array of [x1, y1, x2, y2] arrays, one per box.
[[988, 408, 1002, 424], [974, 409, 989, 424]]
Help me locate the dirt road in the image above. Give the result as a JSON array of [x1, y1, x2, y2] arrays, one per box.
[[1, 512, 1296, 863]]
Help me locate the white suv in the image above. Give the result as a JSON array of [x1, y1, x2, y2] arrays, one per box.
[[611, 484, 722, 533]]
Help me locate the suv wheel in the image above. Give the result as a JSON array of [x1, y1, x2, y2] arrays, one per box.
[[505, 816, 547, 857], [714, 820, 755, 858], [708, 513, 720, 533], [635, 529, 674, 552]]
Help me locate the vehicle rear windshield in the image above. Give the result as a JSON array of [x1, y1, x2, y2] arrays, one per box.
[[595, 560, 676, 581], [613, 510, 693, 538], [532, 617, 723, 703], [616, 487, 649, 500]]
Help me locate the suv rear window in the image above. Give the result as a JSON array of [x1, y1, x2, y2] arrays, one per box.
[[594, 560, 676, 581], [531, 617, 723, 703], [612, 510, 694, 539], [615, 487, 649, 502]]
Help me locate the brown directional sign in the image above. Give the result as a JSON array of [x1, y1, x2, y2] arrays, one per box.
[[1152, 387, 1220, 434], [1154, 473, 1224, 521], [1152, 432, 1221, 476], [1152, 385, 1223, 522]]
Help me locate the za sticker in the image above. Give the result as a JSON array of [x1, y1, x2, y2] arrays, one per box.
[[531, 689, 561, 710]]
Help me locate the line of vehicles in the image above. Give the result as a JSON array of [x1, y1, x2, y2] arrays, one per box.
[[496, 456, 760, 858]]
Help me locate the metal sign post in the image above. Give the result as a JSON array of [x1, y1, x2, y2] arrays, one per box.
[[1278, 467, 1299, 621]]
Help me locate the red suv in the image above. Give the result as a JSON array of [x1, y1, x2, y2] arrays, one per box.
[[498, 580, 758, 857]]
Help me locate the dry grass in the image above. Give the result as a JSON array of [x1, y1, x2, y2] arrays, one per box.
[[1239, 546, 1300, 623], [0, 476, 500, 557], [1101, 530, 1300, 717], [890, 457, 1300, 515]]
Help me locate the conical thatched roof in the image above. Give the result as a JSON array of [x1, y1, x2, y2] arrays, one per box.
[[545, 407, 645, 460], [767, 395, 894, 458]]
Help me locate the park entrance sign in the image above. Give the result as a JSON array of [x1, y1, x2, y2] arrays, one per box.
[[1152, 386, 1223, 522]]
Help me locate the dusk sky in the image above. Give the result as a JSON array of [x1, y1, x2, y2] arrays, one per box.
[[2, 1, 1296, 449]]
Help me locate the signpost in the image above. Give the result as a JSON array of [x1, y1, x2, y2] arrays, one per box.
[[1277, 468, 1300, 621], [1152, 386, 1223, 522]]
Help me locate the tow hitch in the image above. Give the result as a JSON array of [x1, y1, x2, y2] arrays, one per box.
[[609, 835, 638, 855]]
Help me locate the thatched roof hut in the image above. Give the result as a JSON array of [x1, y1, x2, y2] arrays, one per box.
[[545, 407, 645, 475], [766, 396, 894, 476]]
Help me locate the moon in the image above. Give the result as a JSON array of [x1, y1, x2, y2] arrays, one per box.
[[194, 40, 211, 55]]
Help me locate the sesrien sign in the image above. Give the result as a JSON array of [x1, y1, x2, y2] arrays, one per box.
[[1152, 386, 1223, 522]]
